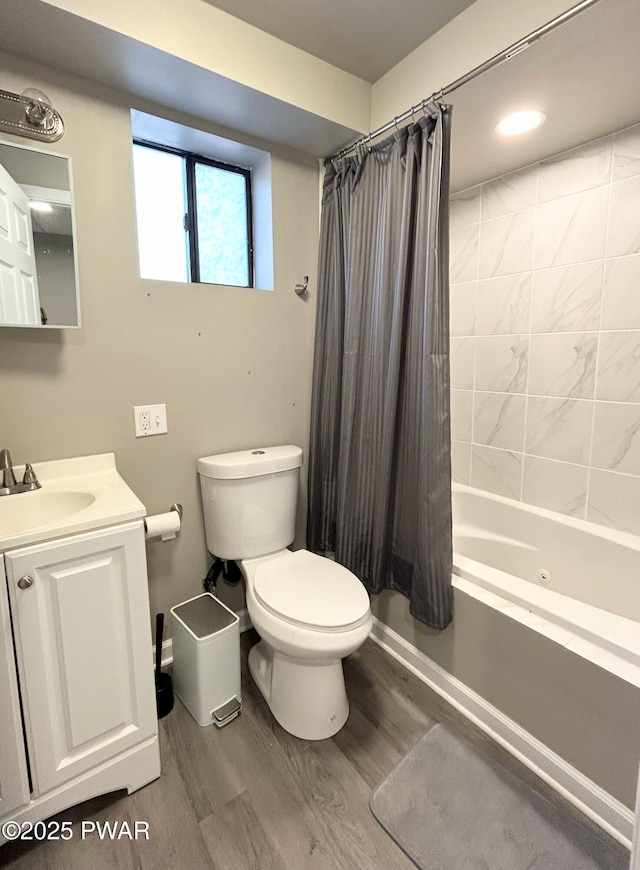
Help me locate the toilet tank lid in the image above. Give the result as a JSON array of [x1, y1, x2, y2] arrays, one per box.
[[198, 445, 303, 480]]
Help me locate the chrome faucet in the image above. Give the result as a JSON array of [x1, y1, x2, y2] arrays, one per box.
[[0, 450, 42, 496]]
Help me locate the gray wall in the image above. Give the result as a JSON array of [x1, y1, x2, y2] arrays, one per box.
[[372, 588, 640, 809], [0, 51, 320, 628]]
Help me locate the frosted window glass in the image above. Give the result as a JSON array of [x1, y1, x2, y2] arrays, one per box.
[[195, 164, 249, 287], [132, 146, 188, 282]]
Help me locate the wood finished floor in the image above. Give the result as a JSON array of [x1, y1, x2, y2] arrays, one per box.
[[0, 633, 629, 869]]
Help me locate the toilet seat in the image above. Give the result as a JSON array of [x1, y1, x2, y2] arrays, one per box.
[[253, 550, 370, 632]]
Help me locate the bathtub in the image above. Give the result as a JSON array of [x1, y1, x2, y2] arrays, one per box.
[[371, 483, 640, 845], [452, 483, 640, 688]]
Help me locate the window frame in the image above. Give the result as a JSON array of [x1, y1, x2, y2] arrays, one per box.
[[133, 138, 254, 288]]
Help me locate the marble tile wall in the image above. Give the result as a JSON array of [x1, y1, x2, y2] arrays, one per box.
[[450, 121, 640, 536]]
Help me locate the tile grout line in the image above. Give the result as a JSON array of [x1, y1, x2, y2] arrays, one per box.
[[584, 140, 614, 521]]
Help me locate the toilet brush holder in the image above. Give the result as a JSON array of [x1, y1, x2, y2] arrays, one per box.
[[155, 612, 174, 719]]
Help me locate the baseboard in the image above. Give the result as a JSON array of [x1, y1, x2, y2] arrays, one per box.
[[156, 637, 174, 670], [369, 616, 634, 850], [632, 768, 640, 870], [238, 607, 253, 633], [155, 607, 252, 668]]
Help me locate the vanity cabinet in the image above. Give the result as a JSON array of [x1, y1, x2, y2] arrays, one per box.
[[0, 564, 30, 818], [0, 517, 160, 838]]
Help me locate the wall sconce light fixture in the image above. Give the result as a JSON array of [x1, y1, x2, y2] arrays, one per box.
[[0, 87, 64, 143]]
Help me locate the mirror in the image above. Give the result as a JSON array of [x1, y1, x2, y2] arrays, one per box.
[[0, 140, 79, 328]]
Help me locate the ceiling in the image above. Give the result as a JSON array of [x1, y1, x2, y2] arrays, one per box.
[[30, 203, 72, 236], [200, 0, 478, 83], [448, 0, 640, 190], [1, 0, 639, 188], [201, 0, 640, 188], [0, 0, 364, 157]]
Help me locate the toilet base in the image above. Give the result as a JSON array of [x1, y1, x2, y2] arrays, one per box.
[[248, 640, 349, 740]]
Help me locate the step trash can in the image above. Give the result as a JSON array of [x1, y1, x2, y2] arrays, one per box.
[[170, 592, 241, 727]]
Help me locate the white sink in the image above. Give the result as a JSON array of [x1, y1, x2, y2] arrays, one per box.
[[0, 491, 96, 537], [0, 454, 146, 551]]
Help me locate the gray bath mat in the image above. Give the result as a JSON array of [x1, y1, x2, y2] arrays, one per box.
[[370, 724, 628, 870]]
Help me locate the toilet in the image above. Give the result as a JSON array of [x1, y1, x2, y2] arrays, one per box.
[[197, 445, 372, 740]]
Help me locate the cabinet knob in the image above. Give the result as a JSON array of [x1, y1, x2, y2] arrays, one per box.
[[17, 575, 34, 590]]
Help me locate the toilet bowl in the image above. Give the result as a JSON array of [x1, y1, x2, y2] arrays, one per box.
[[242, 549, 372, 740], [197, 445, 373, 740]]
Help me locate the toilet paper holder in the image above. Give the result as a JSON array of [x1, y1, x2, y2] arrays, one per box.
[[143, 502, 183, 536]]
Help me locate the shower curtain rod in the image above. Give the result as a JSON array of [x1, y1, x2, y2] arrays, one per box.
[[331, 0, 603, 161]]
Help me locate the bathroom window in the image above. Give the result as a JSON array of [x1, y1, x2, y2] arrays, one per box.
[[132, 141, 253, 288]]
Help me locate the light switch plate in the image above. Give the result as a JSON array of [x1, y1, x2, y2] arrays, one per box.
[[134, 404, 168, 437]]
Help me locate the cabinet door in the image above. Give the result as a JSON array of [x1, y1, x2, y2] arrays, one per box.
[[0, 556, 30, 818], [5, 522, 157, 797]]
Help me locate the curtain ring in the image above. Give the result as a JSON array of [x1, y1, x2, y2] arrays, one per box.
[[393, 116, 400, 132]]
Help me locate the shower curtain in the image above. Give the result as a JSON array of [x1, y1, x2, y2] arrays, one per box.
[[308, 110, 453, 630]]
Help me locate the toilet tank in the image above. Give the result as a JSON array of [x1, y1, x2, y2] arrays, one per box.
[[197, 446, 303, 560]]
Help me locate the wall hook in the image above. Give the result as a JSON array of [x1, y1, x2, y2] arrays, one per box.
[[294, 276, 309, 297]]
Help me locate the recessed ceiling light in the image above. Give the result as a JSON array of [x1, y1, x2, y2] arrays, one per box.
[[496, 110, 546, 136], [29, 201, 53, 213]]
